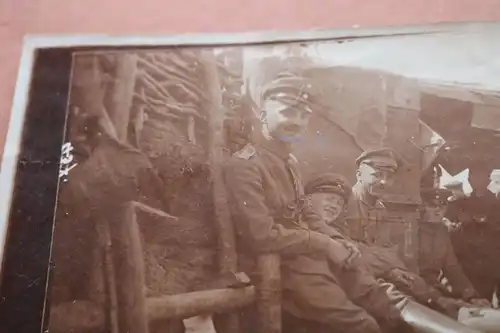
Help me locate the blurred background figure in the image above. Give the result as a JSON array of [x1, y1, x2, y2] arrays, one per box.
[[487, 169, 500, 198], [447, 163, 500, 306]]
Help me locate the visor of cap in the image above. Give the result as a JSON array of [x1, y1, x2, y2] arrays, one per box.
[[362, 156, 399, 171], [262, 72, 317, 107]]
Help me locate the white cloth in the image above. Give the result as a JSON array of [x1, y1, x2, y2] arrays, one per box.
[[183, 315, 217, 333], [458, 307, 500, 333], [487, 169, 500, 196]]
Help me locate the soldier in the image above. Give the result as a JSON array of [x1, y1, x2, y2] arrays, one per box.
[[304, 173, 351, 234], [447, 164, 500, 303], [344, 149, 420, 281], [305, 172, 406, 276], [419, 187, 491, 318], [223, 72, 404, 333], [343, 149, 478, 315], [51, 111, 166, 302], [303, 172, 497, 331]]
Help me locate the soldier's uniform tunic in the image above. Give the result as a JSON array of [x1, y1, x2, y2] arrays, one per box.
[[223, 141, 393, 333], [418, 222, 478, 301], [346, 184, 408, 277], [51, 134, 165, 302], [447, 191, 500, 301], [344, 149, 444, 306]]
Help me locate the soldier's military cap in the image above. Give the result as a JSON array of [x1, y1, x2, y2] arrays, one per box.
[[261, 71, 317, 113], [420, 188, 453, 206], [304, 173, 351, 200], [355, 147, 403, 172]]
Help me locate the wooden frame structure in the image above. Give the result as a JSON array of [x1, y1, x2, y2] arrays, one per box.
[[108, 201, 281, 333]]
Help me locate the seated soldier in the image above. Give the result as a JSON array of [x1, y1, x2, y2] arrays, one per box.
[[305, 173, 432, 299], [342, 148, 465, 309], [419, 187, 492, 318], [305, 172, 404, 275]]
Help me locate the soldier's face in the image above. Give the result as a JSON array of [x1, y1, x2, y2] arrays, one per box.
[[309, 192, 345, 224], [262, 100, 311, 142], [357, 164, 395, 196]]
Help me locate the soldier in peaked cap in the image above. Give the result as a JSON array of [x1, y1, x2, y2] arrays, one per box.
[[224, 71, 406, 333], [305, 173, 352, 235], [345, 148, 447, 307], [346, 147, 404, 244]]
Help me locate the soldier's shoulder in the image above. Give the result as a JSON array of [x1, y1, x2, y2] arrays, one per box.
[[232, 143, 258, 160], [224, 144, 261, 176]]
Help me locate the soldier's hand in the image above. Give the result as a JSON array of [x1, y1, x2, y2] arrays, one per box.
[[470, 298, 492, 308], [325, 238, 357, 268], [336, 239, 361, 268], [386, 268, 415, 288], [436, 296, 466, 318], [309, 233, 359, 268]]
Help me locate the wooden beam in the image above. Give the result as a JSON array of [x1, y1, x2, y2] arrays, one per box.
[[108, 54, 138, 142], [201, 50, 238, 274], [109, 202, 149, 333], [256, 254, 282, 333], [200, 50, 240, 333], [147, 286, 256, 321]]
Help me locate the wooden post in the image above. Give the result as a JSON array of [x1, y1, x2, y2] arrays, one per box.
[[109, 202, 149, 333], [202, 50, 238, 273], [256, 254, 281, 333], [108, 54, 138, 142], [200, 51, 241, 333], [95, 220, 120, 333]]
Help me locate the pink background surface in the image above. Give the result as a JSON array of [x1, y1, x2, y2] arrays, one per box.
[[0, 0, 499, 158]]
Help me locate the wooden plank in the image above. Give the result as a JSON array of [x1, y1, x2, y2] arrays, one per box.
[[109, 202, 149, 333], [147, 286, 256, 321], [256, 254, 281, 333]]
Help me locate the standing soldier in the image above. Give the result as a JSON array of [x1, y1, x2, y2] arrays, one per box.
[[51, 111, 165, 303], [223, 71, 405, 333]]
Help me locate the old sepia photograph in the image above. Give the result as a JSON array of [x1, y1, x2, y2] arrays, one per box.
[[44, 25, 500, 333]]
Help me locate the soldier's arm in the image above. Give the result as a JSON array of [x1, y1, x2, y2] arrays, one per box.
[[223, 158, 326, 256], [440, 228, 477, 300]]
